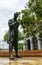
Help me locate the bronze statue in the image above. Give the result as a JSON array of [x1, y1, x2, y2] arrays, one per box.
[[8, 12, 21, 59]]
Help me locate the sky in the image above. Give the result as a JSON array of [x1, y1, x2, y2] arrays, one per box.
[[0, 0, 28, 40]]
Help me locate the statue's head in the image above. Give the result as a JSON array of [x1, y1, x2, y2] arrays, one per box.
[[14, 12, 20, 20]]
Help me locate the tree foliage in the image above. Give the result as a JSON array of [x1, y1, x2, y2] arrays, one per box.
[[28, 0, 42, 36], [18, 0, 42, 37], [3, 31, 9, 41], [18, 31, 24, 40]]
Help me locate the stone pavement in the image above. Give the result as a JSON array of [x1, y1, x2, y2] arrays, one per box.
[[0, 57, 42, 65]]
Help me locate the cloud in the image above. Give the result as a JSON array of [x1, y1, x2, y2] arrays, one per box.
[[0, 0, 28, 11], [0, 0, 18, 9]]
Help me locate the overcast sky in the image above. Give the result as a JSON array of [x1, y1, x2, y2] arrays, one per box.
[[0, 0, 28, 40]]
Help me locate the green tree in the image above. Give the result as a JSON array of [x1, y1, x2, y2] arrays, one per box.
[[18, 0, 42, 37], [18, 31, 24, 40], [28, 0, 42, 36], [28, 0, 42, 18], [3, 31, 9, 41], [19, 8, 37, 37]]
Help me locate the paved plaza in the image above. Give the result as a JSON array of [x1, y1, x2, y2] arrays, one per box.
[[0, 57, 42, 65]]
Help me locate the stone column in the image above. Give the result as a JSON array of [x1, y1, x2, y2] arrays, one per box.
[[30, 42, 33, 50], [38, 40, 41, 50]]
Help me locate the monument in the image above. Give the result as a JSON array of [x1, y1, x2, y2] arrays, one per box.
[[8, 12, 21, 59]]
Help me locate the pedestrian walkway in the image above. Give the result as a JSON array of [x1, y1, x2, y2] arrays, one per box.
[[0, 57, 42, 65]]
